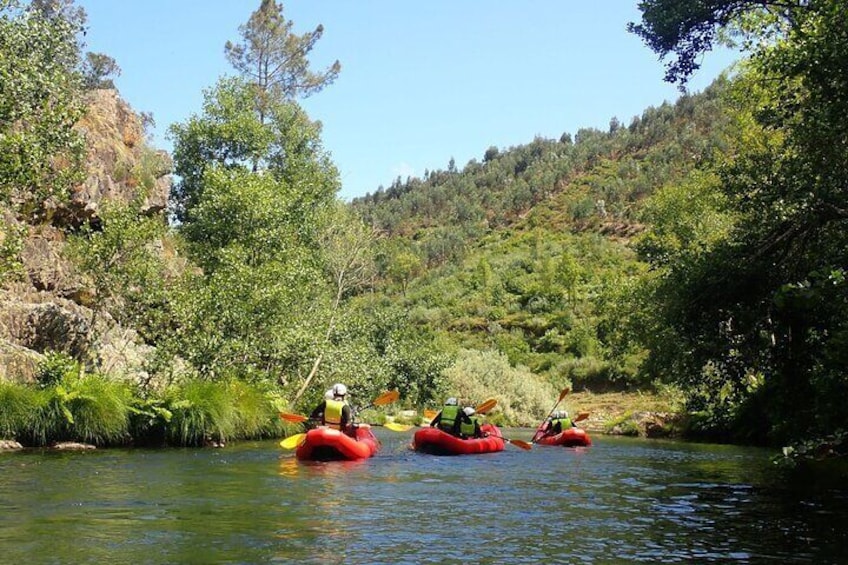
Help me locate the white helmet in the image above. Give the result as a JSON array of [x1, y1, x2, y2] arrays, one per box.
[[446, 397, 458, 406], [463, 406, 476, 416], [332, 383, 348, 399], [324, 389, 334, 400]]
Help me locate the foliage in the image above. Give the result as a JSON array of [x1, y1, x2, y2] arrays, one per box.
[[0, 0, 86, 221], [0, 381, 38, 439], [24, 364, 134, 447], [66, 200, 168, 339], [0, 372, 285, 447], [36, 350, 82, 388], [161, 378, 284, 446], [628, 0, 848, 447], [167, 72, 343, 389], [0, 217, 26, 284], [626, 0, 771, 86], [224, 0, 340, 102], [441, 349, 555, 426], [80, 51, 120, 89]]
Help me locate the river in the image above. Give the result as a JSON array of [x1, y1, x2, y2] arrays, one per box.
[[1, 429, 846, 564]]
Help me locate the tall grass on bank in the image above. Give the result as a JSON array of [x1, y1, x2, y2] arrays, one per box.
[[164, 379, 284, 446], [0, 382, 38, 440], [1, 354, 286, 447]]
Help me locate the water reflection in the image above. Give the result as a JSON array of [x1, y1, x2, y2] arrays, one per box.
[[0, 432, 846, 563]]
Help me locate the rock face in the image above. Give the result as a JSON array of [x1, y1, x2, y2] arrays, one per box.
[[68, 89, 172, 226], [0, 89, 171, 385]]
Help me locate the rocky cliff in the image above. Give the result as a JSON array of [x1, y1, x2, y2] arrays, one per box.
[[0, 89, 171, 385]]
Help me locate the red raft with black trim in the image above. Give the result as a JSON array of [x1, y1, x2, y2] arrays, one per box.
[[296, 424, 380, 461], [534, 426, 592, 447], [413, 423, 505, 455]]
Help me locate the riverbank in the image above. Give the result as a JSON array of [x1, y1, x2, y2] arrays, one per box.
[[566, 390, 684, 438]]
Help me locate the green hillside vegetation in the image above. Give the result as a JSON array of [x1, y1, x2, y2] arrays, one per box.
[[352, 81, 736, 398], [1, 1, 845, 461]]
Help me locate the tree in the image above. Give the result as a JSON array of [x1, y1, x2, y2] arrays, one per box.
[[169, 71, 343, 389], [0, 0, 87, 221], [292, 203, 378, 401], [627, 0, 778, 87], [224, 0, 340, 108], [81, 52, 121, 90], [630, 0, 848, 445], [66, 200, 167, 342], [169, 77, 338, 223]]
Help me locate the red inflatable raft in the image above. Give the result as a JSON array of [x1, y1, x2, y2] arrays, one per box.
[[296, 424, 380, 461], [413, 423, 505, 455], [533, 426, 592, 447]]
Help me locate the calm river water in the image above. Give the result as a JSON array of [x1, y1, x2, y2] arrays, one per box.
[[1, 429, 846, 564]]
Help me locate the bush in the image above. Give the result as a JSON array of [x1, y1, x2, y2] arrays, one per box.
[[21, 372, 134, 447], [63, 374, 133, 445], [36, 351, 82, 389], [441, 348, 555, 426], [0, 381, 38, 439], [165, 380, 236, 446]]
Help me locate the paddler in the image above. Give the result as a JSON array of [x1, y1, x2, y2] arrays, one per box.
[[430, 397, 476, 437], [309, 383, 354, 437]]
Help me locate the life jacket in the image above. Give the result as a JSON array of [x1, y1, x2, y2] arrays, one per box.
[[460, 417, 478, 438], [324, 399, 345, 430], [551, 417, 572, 432], [437, 405, 460, 434]]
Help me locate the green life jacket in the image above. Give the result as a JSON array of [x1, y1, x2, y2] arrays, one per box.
[[552, 417, 572, 431], [460, 417, 478, 438], [438, 405, 459, 433], [324, 399, 345, 429]]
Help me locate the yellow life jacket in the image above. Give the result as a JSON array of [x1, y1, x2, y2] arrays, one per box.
[[324, 399, 345, 430]]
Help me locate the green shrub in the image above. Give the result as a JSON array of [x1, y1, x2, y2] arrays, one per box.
[[228, 380, 280, 439], [128, 394, 173, 446], [165, 380, 237, 446], [441, 348, 555, 426], [0, 381, 38, 439], [22, 373, 134, 446], [65, 374, 133, 446], [36, 351, 82, 389]]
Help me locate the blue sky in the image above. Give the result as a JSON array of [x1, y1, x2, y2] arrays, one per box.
[[76, 1, 741, 201]]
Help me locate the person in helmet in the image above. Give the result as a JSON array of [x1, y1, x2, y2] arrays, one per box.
[[539, 410, 575, 437], [309, 383, 354, 436], [459, 406, 483, 439], [550, 410, 574, 434], [429, 397, 476, 437]]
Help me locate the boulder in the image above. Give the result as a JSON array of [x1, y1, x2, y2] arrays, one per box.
[[0, 341, 42, 384], [52, 442, 96, 450]]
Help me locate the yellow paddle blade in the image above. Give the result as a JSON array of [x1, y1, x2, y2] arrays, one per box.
[[279, 413, 308, 423], [373, 390, 400, 406], [574, 412, 590, 423], [506, 438, 533, 451], [475, 398, 497, 414], [423, 409, 438, 420], [384, 422, 412, 432], [280, 433, 306, 449], [558, 387, 570, 402]]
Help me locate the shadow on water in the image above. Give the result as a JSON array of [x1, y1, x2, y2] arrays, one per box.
[[0, 430, 846, 563]]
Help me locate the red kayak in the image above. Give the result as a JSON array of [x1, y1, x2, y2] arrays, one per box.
[[413, 423, 505, 455], [534, 426, 592, 447], [296, 424, 380, 461]]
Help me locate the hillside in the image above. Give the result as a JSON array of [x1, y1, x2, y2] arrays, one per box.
[[351, 78, 737, 396]]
